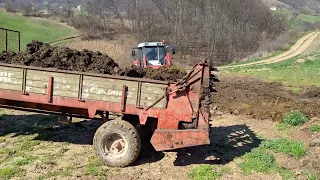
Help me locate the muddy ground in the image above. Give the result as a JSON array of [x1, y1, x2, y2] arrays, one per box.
[[214, 76, 320, 121]]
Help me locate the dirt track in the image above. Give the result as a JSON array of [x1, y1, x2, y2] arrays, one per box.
[[219, 31, 320, 69]]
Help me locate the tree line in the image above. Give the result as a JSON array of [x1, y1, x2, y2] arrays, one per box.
[[3, 0, 287, 64]]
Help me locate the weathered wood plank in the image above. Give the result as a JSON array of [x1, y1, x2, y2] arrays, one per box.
[[0, 77, 23, 85], [0, 66, 24, 73], [141, 83, 168, 88], [26, 87, 79, 98], [139, 99, 166, 109], [83, 77, 141, 89], [82, 93, 137, 105], [54, 89, 78, 98], [0, 84, 22, 91], [140, 93, 166, 101], [27, 70, 79, 79], [26, 87, 46, 94], [82, 86, 137, 100], [26, 80, 79, 92], [26, 75, 79, 86], [82, 85, 138, 94], [0, 72, 23, 79], [140, 87, 167, 95], [83, 79, 138, 89]]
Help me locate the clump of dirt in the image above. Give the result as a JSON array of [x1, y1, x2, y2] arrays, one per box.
[[0, 41, 187, 81], [0, 41, 120, 75], [214, 76, 320, 121], [119, 66, 187, 82], [119, 66, 146, 78], [146, 66, 187, 82]]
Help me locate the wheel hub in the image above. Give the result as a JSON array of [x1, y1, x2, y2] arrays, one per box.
[[103, 133, 127, 156]]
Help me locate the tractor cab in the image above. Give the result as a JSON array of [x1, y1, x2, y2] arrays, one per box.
[[132, 41, 175, 69]]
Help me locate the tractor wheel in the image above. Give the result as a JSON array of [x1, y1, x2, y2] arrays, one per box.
[[93, 119, 141, 167]]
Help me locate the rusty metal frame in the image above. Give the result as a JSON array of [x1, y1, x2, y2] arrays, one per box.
[[0, 27, 21, 52], [121, 85, 127, 112], [136, 81, 142, 108], [78, 74, 84, 102], [21, 68, 27, 95], [0, 60, 211, 151], [47, 76, 53, 103]]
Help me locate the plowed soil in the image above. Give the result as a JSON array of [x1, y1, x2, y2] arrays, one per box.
[[214, 76, 320, 121], [0, 41, 186, 82]]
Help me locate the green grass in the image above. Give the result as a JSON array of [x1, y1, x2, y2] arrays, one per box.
[[304, 172, 319, 180], [14, 156, 37, 166], [284, 110, 309, 126], [239, 149, 278, 175], [261, 138, 307, 158], [188, 165, 222, 180], [0, 10, 75, 51], [225, 55, 320, 88], [85, 158, 106, 177], [19, 139, 41, 151], [239, 149, 295, 179], [0, 167, 24, 179], [310, 125, 320, 132], [298, 14, 320, 24]]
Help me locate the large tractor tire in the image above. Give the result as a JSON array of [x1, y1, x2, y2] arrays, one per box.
[[93, 119, 141, 167]]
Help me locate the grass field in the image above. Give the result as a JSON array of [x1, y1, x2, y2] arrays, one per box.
[[223, 54, 320, 91], [277, 9, 320, 32], [0, 10, 76, 51]]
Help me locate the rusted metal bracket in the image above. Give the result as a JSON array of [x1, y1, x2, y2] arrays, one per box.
[[88, 108, 97, 118], [136, 81, 142, 108], [59, 113, 73, 125], [47, 76, 54, 103], [78, 74, 85, 102], [98, 112, 109, 121], [121, 85, 128, 112], [21, 68, 28, 95]]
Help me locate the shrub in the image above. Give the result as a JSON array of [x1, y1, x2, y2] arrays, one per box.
[[284, 110, 308, 126]]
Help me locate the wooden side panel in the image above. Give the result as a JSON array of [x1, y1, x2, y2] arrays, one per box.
[[140, 83, 167, 109], [0, 67, 23, 91], [82, 76, 138, 105], [0, 66, 169, 109], [26, 70, 79, 98]]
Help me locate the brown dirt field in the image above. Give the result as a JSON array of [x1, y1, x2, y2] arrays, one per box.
[[214, 76, 320, 121]]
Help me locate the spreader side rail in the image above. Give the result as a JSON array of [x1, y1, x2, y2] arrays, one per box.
[[0, 60, 211, 151]]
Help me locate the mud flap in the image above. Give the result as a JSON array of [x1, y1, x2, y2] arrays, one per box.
[[150, 129, 210, 151]]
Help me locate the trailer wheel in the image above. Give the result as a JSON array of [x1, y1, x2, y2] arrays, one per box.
[[93, 119, 141, 167]]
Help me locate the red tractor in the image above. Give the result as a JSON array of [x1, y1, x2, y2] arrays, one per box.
[[132, 41, 175, 69]]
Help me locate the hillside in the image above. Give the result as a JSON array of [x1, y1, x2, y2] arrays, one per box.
[[0, 10, 76, 51], [264, 0, 320, 13]]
